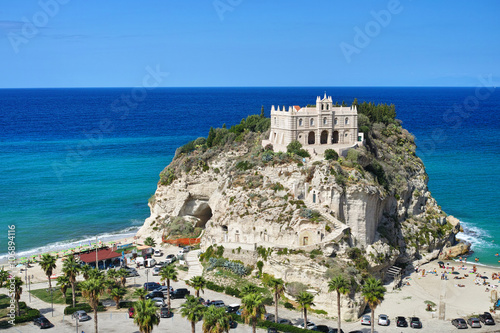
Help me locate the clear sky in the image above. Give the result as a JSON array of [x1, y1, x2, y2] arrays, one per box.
[[1, 0, 499, 88]]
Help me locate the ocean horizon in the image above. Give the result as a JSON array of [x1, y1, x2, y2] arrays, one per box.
[[1, 87, 499, 266]]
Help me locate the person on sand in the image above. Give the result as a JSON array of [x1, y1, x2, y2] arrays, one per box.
[[452, 266, 455, 272], [473, 265, 477, 273], [422, 269, 425, 277]]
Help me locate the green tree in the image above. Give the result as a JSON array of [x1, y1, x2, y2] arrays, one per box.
[[260, 105, 265, 118], [103, 279, 118, 294], [62, 256, 80, 307], [110, 287, 127, 309], [240, 283, 258, 297], [160, 265, 178, 309], [328, 275, 350, 332], [80, 264, 92, 280], [39, 253, 57, 290], [117, 268, 129, 287], [241, 293, 266, 333], [324, 149, 339, 161], [80, 277, 105, 333], [133, 288, 148, 301], [0, 267, 9, 287], [144, 237, 156, 247], [180, 295, 205, 333], [134, 299, 160, 333], [202, 305, 230, 333], [206, 127, 216, 148], [88, 267, 104, 280], [296, 291, 315, 329], [56, 275, 71, 299], [361, 277, 386, 333], [265, 277, 285, 324], [286, 140, 310, 158], [107, 268, 119, 282], [187, 276, 206, 298], [10, 277, 23, 316]]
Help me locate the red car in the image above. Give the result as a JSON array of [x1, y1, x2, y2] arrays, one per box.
[[128, 307, 135, 318]]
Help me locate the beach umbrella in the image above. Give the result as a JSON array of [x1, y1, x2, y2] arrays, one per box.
[[438, 261, 444, 265], [481, 276, 488, 279]]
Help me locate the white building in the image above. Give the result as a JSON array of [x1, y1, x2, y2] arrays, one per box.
[[262, 94, 364, 155]]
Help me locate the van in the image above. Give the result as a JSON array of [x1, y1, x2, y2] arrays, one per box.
[[145, 258, 156, 268], [135, 257, 145, 267]]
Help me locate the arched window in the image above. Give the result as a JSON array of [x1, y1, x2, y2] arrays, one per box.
[[274, 117, 277, 125], [345, 117, 349, 125], [299, 118, 303, 126], [321, 104, 324, 110], [310, 118, 314, 126], [323, 117, 327, 125], [334, 118, 338, 125], [326, 104, 329, 110]]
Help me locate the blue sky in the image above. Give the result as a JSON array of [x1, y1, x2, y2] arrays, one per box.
[[1, 0, 499, 88]]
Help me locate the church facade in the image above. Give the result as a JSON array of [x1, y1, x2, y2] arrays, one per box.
[[262, 94, 364, 154]]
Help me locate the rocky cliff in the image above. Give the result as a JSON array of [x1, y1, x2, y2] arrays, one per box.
[[137, 111, 463, 319]]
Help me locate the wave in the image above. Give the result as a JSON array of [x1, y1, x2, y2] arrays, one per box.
[[0, 224, 141, 262], [455, 220, 495, 251]]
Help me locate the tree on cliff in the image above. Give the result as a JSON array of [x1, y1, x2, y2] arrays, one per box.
[[361, 277, 386, 333], [328, 275, 350, 332], [296, 291, 315, 329], [265, 277, 285, 324], [144, 237, 156, 247], [39, 253, 57, 290]]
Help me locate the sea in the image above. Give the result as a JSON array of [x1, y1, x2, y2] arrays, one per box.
[[0, 87, 499, 266]]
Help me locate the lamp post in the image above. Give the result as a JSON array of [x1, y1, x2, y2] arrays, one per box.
[[46, 287, 55, 317], [75, 312, 78, 333], [145, 268, 150, 284]]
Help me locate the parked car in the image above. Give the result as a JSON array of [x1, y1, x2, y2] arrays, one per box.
[[264, 313, 275, 322], [170, 288, 190, 299], [154, 285, 173, 293], [229, 320, 238, 329], [144, 282, 161, 291], [467, 317, 481, 328], [328, 329, 345, 333], [410, 317, 422, 329], [153, 249, 163, 257], [378, 314, 389, 326], [182, 246, 192, 253], [165, 254, 177, 264], [396, 316, 408, 327], [123, 266, 139, 277], [34, 316, 53, 329], [452, 318, 468, 329], [152, 266, 161, 276], [267, 328, 277, 333], [313, 325, 331, 332], [361, 315, 371, 325], [152, 297, 165, 307], [160, 307, 173, 318], [145, 291, 164, 300], [71, 310, 91, 322], [226, 304, 240, 313], [478, 312, 495, 325], [128, 307, 134, 318], [295, 320, 316, 330], [206, 300, 225, 307], [278, 318, 292, 325]]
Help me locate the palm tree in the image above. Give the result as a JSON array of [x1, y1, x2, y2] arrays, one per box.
[[116, 268, 129, 287], [134, 299, 160, 333], [39, 253, 57, 290], [361, 277, 386, 333], [202, 305, 230, 333], [80, 277, 105, 333], [133, 288, 148, 301], [0, 267, 9, 287], [328, 275, 350, 333], [187, 276, 206, 298], [241, 293, 266, 333], [10, 277, 23, 316], [265, 277, 284, 324], [180, 295, 205, 333], [80, 264, 92, 280], [88, 267, 104, 280], [103, 279, 118, 294], [144, 237, 156, 247], [110, 287, 127, 309], [296, 291, 315, 329], [56, 275, 71, 299], [240, 283, 258, 297], [107, 268, 119, 282], [62, 256, 80, 307], [159, 265, 178, 309]]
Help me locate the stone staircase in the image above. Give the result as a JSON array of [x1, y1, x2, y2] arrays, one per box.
[[184, 249, 203, 281], [308, 203, 349, 244]]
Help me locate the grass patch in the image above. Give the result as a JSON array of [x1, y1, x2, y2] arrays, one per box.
[[30, 288, 67, 304]]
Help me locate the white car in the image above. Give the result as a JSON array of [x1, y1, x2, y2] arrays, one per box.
[[152, 297, 165, 307], [361, 314, 371, 325], [295, 320, 316, 330], [152, 266, 161, 276], [153, 249, 163, 257], [378, 314, 389, 326]]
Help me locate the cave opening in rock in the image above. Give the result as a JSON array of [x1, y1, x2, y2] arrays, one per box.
[[194, 203, 213, 228]]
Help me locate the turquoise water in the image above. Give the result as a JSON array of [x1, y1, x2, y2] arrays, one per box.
[[0, 87, 498, 266]]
